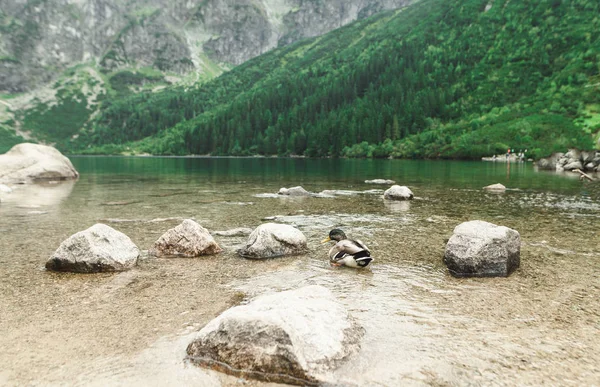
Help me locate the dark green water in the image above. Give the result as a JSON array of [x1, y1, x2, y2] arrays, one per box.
[[1, 157, 598, 386], [71, 156, 590, 193]]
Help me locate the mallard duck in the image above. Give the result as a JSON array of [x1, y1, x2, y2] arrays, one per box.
[[321, 229, 373, 268]]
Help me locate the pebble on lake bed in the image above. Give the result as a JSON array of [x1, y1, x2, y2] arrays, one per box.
[[46, 224, 140, 273], [444, 220, 520, 277], [149, 219, 222, 257]]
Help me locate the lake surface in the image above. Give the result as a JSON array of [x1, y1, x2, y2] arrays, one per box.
[[1, 157, 599, 386]]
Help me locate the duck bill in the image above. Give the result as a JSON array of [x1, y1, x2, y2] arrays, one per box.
[[321, 237, 331, 244]]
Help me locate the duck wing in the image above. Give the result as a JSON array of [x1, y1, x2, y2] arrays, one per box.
[[329, 239, 370, 261]]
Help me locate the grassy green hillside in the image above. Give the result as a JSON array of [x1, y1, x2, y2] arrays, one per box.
[[66, 0, 599, 158]]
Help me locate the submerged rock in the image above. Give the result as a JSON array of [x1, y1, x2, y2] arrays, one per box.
[[214, 228, 253, 237], [483, 183, 506, 192], [444, 220, 520, 277], [278, 186, 312, 196], [238, 223, 307, 259], [383, 185, 414, 201], [365, 179, 395, 184], [186, 285, 363, 385], [0, 143, 79, 184], [149, 219, 222, 257], [46, 224, 139, 273]]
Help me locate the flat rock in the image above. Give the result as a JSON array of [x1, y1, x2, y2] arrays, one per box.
[[383, 185, 414, 201], [186, 285, 363, 385], [444, 220, 520, 277], [214, 228, 253, 237], [483, 183, 506, 192], [278, 186, 312, 196], [238, 223, 307, 259], [46, 224, 139, 273], [0, 143, 79, 184], [365, 179, 395, 184], [149, 219, 222, 257]]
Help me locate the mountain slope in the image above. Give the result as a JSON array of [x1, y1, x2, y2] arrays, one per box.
[[0, 0, 411, 93], [60, 0, 600, 158]]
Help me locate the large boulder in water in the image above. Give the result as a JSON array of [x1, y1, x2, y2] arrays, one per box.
[[444, 220, 520, 277], [46, 224, 139, 273], [0, 143, 79, 184], [149, 219, 222, 257], [186, 285, 363, 385], [383, 185, 414, 201], [238, 223, 307, 259]]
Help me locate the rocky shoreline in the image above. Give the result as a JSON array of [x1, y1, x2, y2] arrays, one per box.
[[537, 149, 600, 173]]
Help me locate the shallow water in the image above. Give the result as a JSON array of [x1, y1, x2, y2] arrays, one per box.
[[0, 157, 599, 386]]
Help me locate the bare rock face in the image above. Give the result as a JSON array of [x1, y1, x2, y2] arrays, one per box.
[[149, 219, 222, 257], [365, 179, 395, 184], [1, 0, 414, 92], [238, 223, 307, 259], [186, 285, 363, 385], [383, 185, 414, 201], [0, 143, 79, 184], [46, 224, 139, 273], [278, 186, 312, 196], [483, 183, 506, 192], [444, 220, 520, 277]]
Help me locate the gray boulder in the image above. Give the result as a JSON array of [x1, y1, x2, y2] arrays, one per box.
[[0, 143, 79, 184], [444, 220, 520, 277], [565, 149, 581, 161], [238, 223, 307, 259], [581, 151, 595, 164], [563, 160, 583, 171], [149, 219, 222, 257], [365, 179, 395, 184], [186, 285, 363, 385], [383, 185, 414, 201], [278, 186, 312, 196], [483, 183, 506, 192], [537, 153, 564, 170], [46, 224, 139, 273]]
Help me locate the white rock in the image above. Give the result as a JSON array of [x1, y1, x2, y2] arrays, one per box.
[[483, 183, 506, 192], [444, 220, 520, 277], [46, 224, 139, 273], [149, 219, 222, 257], [383, 185, 414, 201], [238, 223, 307, 259], [0, 143, 79, 184], [186, 285, 363, 385], [0, 184, 12, 193], [365, 179, 395, 184], [278, 186, 312, 196]]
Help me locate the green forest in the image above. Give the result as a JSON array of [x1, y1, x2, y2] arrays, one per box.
[[65, 0, 599, 159]]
